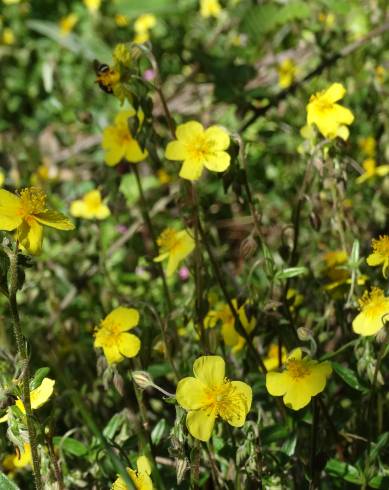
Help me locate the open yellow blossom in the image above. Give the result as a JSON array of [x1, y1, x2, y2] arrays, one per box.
[[94, 307, 141, 364], [115, 14, 129, 27], [356, 158, 389, 184], [154, 228, 195, 277], [352, 288, 389, 336], [307, 83, 354, 140], [264, 344, 288, 371], [277, 59, 297, 89], [134, 14, 156, 44], [358, 136, 376, 157], [70, 190, 110, 220], [59, 13, 78, 36], [200, 0, 222, 18], [176, 356, 252, 441], [2, 28, 15, 45], [102, 109, 148, 166], [83, 0, 100, 13], [112, 456, 153, 490], [0, 171, 4, 187], [266, 349, 332, 410], [367, 236, 389, 278], [205, 299, 255, 352], [0, 378, 55, 423], [165, 121, 230, 181], [2, 443, 32, 472], [0, 187, 74, 255]]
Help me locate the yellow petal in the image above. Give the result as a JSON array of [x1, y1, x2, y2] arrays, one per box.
[[352, 309, 387, 336], [35, 210, 75, 230], [224, 381, 252, 427], [193, 355, 225, 386], [18, 219, 43, 255], [0, 411, 9, 423], [204, 126, 230, 151], [103, 345, 124, 364], [166, 253, 181, 277], [221, 321, 240, 348], [176, 377, 208, 410], [124, 139, 148, 163], [30, 378, 55, 410], [136, 455, 151, 476], [0, 189, 22, 230], [117, 332, 141, 358], [186, 408, 216, 441], [266, 372, 289, 396], [203, 151, 231, 173], [179, 159, 204, 181], [332, 104, 354, 125], [367, 252, 384, 267], [70, 200, 86, 217], [94, 204, 111, 220], [376, 165, 389, 176], [176, 121, 204, 142], [165, 141, 187, 161], [324, 83, 346, 103], [104, 307, 139, 331], [283, 380, 312, 410], [115, 109, 136, 126], [287, 348, 303, 361]]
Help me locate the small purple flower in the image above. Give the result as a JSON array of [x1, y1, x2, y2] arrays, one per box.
[[116, 224, 128, 234], [179, 266, 190, 281], [143, 69, 156, 81]]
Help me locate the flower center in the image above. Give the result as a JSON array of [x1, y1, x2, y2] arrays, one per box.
[[85, 193, 102, 211], [157, 228, 179, 252], [116, 121, 133, 145], [372, 235, 389, 256], [205, 379, 244, 422], [98, 321, 122, 346], [311, 92, 333, 113], [358, 287, 386, 311], [287, 359, 311, 379], [187, 135, 215, 161], [18, 187, 47, 217]]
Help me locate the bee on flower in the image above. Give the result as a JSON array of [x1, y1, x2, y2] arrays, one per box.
[[176, 355, 252, 441], [70, 189, 110, 220], [0, 187, 74, 255], [306, 83, 354, 140], [165, 121, 231, 181], [266, 348, 332, 410], [154, 228, 195, 277], [352, 288, 389, 336], [94, 307, 141, 365]]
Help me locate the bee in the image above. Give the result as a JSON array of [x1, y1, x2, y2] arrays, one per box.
[[94, 60, 119, 94]]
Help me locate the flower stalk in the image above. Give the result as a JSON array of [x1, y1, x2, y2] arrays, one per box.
[[7, 245, 43, 490]]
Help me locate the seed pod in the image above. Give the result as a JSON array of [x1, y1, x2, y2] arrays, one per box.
[[240, 235, 257, 259], [132, 370, 154, 390]]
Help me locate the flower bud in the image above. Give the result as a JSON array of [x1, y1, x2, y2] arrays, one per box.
[[176, 458, 188, 485], [132, 370, 154, 390], [240, 235, 257, 259], [297, 327, 312, 342], [376, 327, 388, 344]]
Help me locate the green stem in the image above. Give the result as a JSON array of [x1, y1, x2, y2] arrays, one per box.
[[309, 398, 319, 490], [8, 247, 43, 490], [190, 439, 201, 490]]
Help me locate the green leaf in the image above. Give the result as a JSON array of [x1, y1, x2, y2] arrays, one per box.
[[332, 362, 368, 392], [151, 419, 167, 445], [325, 459, 363, 484], [275, 267, 308, 280], [147, 363, 172, 378], [261, 425, 290, 445], [53, 436, 88, 457], [349, 239, 360, 267], [103, 412, 126, 440], [30, 367, 50, 391], [115, 0, 195, 17], [0, 472, 21, 490], [368, 475, 389, 489], [368, 432, 389, 462]]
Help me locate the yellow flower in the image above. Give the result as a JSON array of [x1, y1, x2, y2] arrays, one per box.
[[102, 110, 148, 166], [134, 14, 156, 44], [358, 136, 376, 157], [0, 171, 4, 187], [318, 12, 335, 29], [154, 228, 195, 277], [306, 83, 354, 140], [83, 0, 100, 13], [70, 190, 110, 220], [263, 343, 288, 371], [367, 235, 389, 278], [206, 299, 255, 352], [176, 356, 252, 441], [94, 307, 141, 364], [277, 59, 297, 89], [113, 43, 132, 67], [287, 288, 303, 312], [59, 13, 78, 36], [2, 443, 32, 472], [266, 349, 332, 410], [356, 158, 389, 184], [115, 14, 129, 27], [0, 378, 55, 423], [200, 0, 222, 18], [375, 65, 386, 84], [2, 0, 21, 4], [165, 121, 230, 181], [0, 187, 74, 255], [112, 456, 153, 490], [2, 27, 15, 45], [352, 288, 389, 336]]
